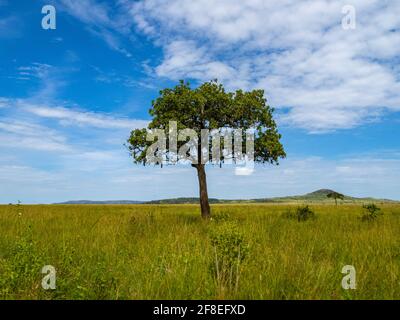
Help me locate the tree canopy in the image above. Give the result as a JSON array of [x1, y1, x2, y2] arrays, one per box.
[[128, 80, 285, 167], [127, 80, 286, 218], [327, 191, 345, 206]]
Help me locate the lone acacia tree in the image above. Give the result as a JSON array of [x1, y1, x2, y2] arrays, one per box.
[[327, 191, 345, 206], [127, 80, 286, 218]]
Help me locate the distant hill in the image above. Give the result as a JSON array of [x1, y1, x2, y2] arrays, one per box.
[[252, 189, 398, 204], [53, 189, 398, 205], [55, 200, 145, 204], [146, 197, 222, 204]]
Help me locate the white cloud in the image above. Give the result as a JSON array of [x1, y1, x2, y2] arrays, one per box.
[[2, 0, 400, 204], [5, 99, 148, 130], [209, 155, 400, 200], [1, 154, 400, 203], [59, 0, 111, 27], [23, 104, 148, 129], [0, 135, 71, 152], [155, 40, 235, 81], [88, 27, 133, 57], [127, 0, 400, 132], [58, 0, 133, 57], [0, 97, 148, 154], [49, 0, 400, 131], [235, 166, 254, 176], [17, 62, 53, 79], [0, 98, 10, 108], [13, 63, 69, 103], [0, 120, 71, 152]]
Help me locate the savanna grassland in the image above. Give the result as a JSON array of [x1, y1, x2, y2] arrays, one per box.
[[0, 203, 400, 300]]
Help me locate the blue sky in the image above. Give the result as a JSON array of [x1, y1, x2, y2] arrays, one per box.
[[0, 0, 400, 203]]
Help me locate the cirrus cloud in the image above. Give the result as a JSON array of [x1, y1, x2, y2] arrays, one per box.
[[18, 102, 149, 129], [126, 0, 400, 132]]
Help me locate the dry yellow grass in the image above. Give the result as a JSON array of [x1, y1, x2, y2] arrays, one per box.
[[0, 203, 399, 299]]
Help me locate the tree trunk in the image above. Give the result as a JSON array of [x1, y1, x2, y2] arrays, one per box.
[[196, 164, 211, 219]]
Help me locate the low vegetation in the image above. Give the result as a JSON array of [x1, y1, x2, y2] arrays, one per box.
[[361, 204, 383, 222], [0, 203, 399, 299], [282, 205, 316, 222]]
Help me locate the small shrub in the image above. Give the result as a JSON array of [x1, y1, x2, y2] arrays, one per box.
[[212, 211, 231, 222], [296, 205, 315, 221], [282, 206, 315, 222], [88, 261, 118, 299], [209, 222, 249, 294], [361, 204, 382, 222], [0, 226, 45, 298]]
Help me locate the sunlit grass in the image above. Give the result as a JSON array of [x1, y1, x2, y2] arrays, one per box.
[[0, 203, 399, 299]]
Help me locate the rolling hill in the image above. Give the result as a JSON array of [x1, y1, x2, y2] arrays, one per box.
[[53, 189, 398, 204]]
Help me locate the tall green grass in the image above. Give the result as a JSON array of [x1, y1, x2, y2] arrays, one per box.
[[0, 204, 399, 299]]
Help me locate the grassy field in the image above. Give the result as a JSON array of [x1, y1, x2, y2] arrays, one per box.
[[0, 203, 399, 300]]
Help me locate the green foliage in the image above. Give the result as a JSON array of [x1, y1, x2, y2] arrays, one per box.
[[327, 192, 345, 205], [0, 226, 45, 298], [296, 206, 316, 221], [209, 221, 249, 293], [127, 80, 286, 166], [211, 211, 231, 222], [127, 80, 286, 218], [283, 206, 316, 222], [1, 204, 400, 299], [327, 192, 344, 200], [77, 261, 119, 300], [361, 204, 382, 222]]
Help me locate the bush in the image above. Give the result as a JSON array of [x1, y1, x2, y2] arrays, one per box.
[[211, 211, 231, 222], [296, 205, 315, 221], [361, 204, 382, 222], [0, 226, 45, 298], [209, 222, 249, 293], [282, 206, 315, 222]]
